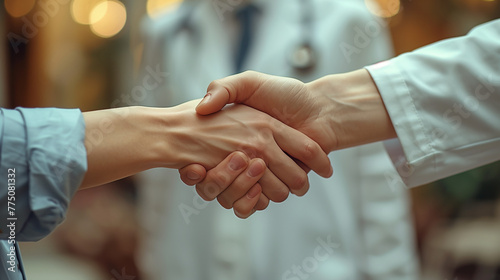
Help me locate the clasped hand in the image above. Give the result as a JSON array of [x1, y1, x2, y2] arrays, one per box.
[[171, 99, 332, 218], [173, 71, 346, 218]]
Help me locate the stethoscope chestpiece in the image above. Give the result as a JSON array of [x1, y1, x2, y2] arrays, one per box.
[[289, 42, 316, 72]]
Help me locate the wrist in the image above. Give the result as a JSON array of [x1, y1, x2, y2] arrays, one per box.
[[81, 106, 175, 187], [150, 100, 214, 169], [307, 69, 396, 151], [143, 106, 192, 169], [114, 106, 178, 170]]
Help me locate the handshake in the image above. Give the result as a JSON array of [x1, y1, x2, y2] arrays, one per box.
[[174, 69, 395, 218], [82, 69, 395, 219]]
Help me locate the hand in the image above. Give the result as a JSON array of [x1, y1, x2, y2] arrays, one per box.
[[180, 151, 268, 218], [178, 73, 335, 216], [169, 100, 332, 203], [196, 69, 396, 152], [196, 71, 338, 152], [180, 70, 396, 216]]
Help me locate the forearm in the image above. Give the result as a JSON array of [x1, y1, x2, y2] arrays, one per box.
[[80, 102, 328, 195], [306, 69, 397, 152], [80, 106, 176, 188]]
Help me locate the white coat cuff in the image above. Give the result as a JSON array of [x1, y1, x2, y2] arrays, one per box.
[[365, 62, 437, 188]]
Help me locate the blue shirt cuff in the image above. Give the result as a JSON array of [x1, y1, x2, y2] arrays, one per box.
[[0, 108, 87, 241]]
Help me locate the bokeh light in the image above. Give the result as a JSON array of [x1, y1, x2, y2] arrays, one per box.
[[89, 1, 111, 25], [365, 0, 401, 18], [4, 0, 36, 18], [90, 0, 127, 38], [147, 0, 183, 18], [71, 0, 105, 25]]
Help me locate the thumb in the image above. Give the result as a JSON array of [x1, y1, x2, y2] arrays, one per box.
[[179, 164, 207, 186], [195, 90, 229, 116], [196, 71, 263, 115]]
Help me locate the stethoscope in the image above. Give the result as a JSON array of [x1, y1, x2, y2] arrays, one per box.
[[288, 0, 317, 72], [173, 0, 317, 72]]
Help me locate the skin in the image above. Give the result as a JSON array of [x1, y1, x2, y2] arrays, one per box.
[[79, 100, 332, 215], [179, 69, 397, 218]]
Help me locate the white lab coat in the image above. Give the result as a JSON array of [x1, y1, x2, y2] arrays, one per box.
[[137, 1, 418, 280], [366, 19, 500, 188]]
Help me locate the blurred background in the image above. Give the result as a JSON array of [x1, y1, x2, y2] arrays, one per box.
[[2, 0, 500, 279]]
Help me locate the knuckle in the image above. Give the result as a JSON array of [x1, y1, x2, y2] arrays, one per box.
[[195, 185, 211, 201], [239, 142, 255, 157], [301, 141, 319, 161], [292, 179, 310, 197], [207, 80, 221, 91], [211, 170, 231, 189], [290, 172, 308, 191], [259, 197, 270, 210], [242, 70, 257, 78], [239, 140, 266, 159], [217, 196, 233, 209], [254, 141, 267, 155], [269, 188, 289, 203], [242, 70, 254, 75], [196, 182, 219, 201], [254, 193, 269, 210]]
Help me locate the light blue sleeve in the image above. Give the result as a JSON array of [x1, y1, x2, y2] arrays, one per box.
[[0, 107, 87, 241]]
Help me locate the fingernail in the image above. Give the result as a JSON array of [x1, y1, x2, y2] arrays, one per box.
[[247, 161, 265, 177], [229, 153, 247, 171], [197, 92, 211, 108], [187, 171, 201, 180], [247, 185, 260, 199]]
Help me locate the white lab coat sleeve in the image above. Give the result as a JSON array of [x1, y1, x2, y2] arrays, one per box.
[[365, 19, 500, 188]]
